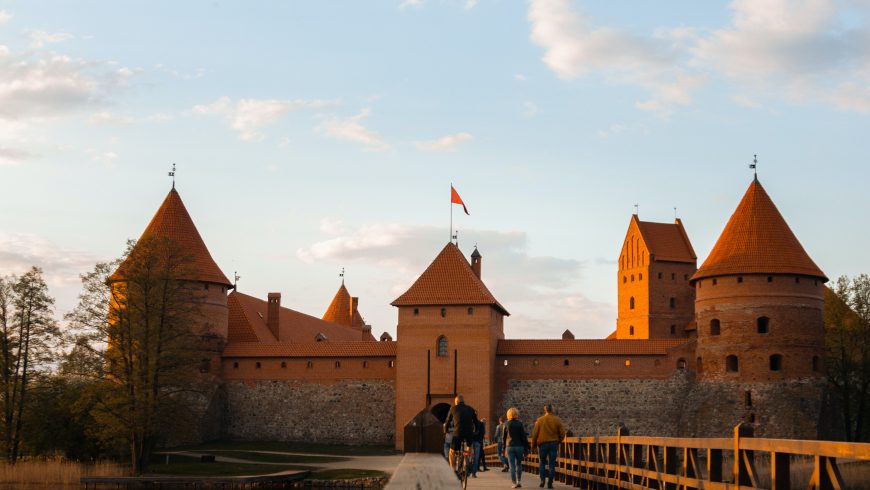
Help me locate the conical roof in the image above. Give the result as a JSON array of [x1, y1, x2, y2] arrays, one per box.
[[323, 283, 353, 328], [391, 242, 509, 315], [692, 179, 826, 282], [111, 188, 231, 286]]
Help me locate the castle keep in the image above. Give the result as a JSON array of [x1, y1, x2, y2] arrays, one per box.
[[112, 177, 831, 449]]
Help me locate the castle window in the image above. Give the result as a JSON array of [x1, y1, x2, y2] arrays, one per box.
[[335, 361, 341, 369], [204, 284, 209, 290], [467, 307, 474, 315], [437, 336, 448, 357], [814, 280, 818, 286], [813, 356, 820, 372], [388, 360, 395, 368], [749, 413, 756, 423], [745, 391, 752, 407], [564, 359, 570, 367], [306, 361, 313, 368], [670, 324, 676, 335], [255, 362, 261, 369], [414, 308, 419, 316], [712, 278, 718, 286], [624, 359, 631, 367], [533, 359, 539, 366], [768, 276, 773, 282], [280, 361, 287, 368], [199, 359, 210, 373], [594, 359, 600, 366], [697, 357, 702, 373], [726, 355, 739, 373], [440, 308, 446, 318], [737, 276, 743, 283], [677, 359, 686, 369], [503, 359, 509, 366], [795, 277, 800, 283], [233, 361, 239, 369], [639, 273, 643, 281], [671, 273, 675, 280], [363, 361, 369, 368], [711, 319, 721, 336], [629, 297, 635, 310], [658, 272, 662, 279], [631, 274, 635, 282], [629, 325, 635, 336], [757, 316, 770, 334], [684, 274, 688, 280], [769, 354, 782, 371], [623, 276, 627, 283], [669, 297, 676, 309]]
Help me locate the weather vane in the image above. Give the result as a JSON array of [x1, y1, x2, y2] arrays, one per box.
[[233, 271, 240, 290], [452, 230, 459, 246], [168, 163, 176, 189], [633, 203, 639, 216], [749, 154, 758, 179], [340, 267, 345, 285], [674, 207, 678, 220]]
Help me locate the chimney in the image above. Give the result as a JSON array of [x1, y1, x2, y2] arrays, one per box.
[[562, 329, 575, 340], [471, 247, 482, 278], [267, 292, 281, 339]]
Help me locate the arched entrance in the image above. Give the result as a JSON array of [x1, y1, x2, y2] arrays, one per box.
[[430, 402, 451, 424], [402, 403, 452, 453]]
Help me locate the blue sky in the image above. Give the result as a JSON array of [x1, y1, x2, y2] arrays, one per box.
[[1, 0, 869, 339]]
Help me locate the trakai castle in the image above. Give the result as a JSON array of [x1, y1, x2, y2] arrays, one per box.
[[114, 176, 834, 449]]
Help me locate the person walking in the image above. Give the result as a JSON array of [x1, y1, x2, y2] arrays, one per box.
[[502, 407, 529, 489], [531, 404, 566, 489], [470, 416, 485, 477], [495, 416, 509, 471]]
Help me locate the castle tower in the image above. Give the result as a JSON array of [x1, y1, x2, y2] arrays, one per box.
[[616, 215, 697, 339], [391, 243, 508, 450], [111, 187, 232, 350], [690, 179, 827, 382], [322, 282, 375, 340]]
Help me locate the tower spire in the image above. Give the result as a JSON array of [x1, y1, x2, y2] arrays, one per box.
[[749, 154, 758, 181], [340, 267, 345, 285]]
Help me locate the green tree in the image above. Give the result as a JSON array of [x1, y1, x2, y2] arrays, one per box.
[[67, 237, 210, 473], [0, 268, 60, 463], [826, 274, 870, 441]]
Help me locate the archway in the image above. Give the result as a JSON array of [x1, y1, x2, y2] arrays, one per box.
[[430, 402, 451, 424]]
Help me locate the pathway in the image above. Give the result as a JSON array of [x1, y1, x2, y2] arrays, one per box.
[[467, 466, 573, 489]]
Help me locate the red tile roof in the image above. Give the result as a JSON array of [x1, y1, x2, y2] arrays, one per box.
[[497, 339, 688, 356], [227, 291, 372, 343], [111, 188, 231, 286], [323, 284, 353, 327], [692, 179, 826, 282], [392, 243, 509, 315], [635, 217, 696, 263], [223, 341, 396, 358]]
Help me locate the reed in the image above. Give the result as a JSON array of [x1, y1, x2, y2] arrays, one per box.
[[0, 458, 126, 485]]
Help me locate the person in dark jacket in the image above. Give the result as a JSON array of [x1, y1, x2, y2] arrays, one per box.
[[495, 416, 509, 471], [470, 417, 488, 477], [443, 395, 479, 469], [502, 407, 529, 489]]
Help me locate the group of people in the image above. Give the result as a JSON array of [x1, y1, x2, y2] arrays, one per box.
[[443, 395, 566, 489]]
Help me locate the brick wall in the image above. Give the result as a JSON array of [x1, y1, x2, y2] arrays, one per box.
[[225, 379, 395, 444]]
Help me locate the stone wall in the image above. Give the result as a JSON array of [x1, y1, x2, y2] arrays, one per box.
[[499, 371, 694, 438], [225, 379, 395, 444]]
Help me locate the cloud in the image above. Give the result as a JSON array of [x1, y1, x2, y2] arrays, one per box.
[[29, 30, 73, 48], [514, 73, 528, 81], [88, 111, 133, 126], [296, 223, 615, 337], [86, 149, 119, 167], [399, 0, 424, 9], [0, 147, 34, 165], [415, 132, 472, 152], [193, 96, 339, 141], [522, 101, 539, 117], [465, 0, 479, 9], [0, 55, 101, 121], [597, 123, 626, 138], [315, 108, 391, 152], [0, 10, 11, 24]]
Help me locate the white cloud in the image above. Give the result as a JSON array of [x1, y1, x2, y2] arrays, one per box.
[[29, 30, 74, 48], [0, 147, 34, 165], [193, 96, 339, 141], [297, 223, 614, 337], [597, 123, 626, 139], [522, 101, 539, 117], [399, 0, 424, 9], [87, 149, 118, 167], [315, 108, 391, 152], [0, 55, 101, 121], [88, 111, 132, 126], [464, 0, 479, 10], [415, 132, 472, 152], [513, 73, 528, 81], [0, 10, 11, 24], [319, 218, 346, 235]]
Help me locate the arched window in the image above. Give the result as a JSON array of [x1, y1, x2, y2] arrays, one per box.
[[769, 354, 782, 371], [639, 273, 643, 281], [563, 359, 570, 366], [669, 297, 676, 309], [467, 307, 474, 315], [503, 359, 509, 366], [280, 361, 287, 368], [306, 360, 313, 369], [440, 308, 446, 318], [437, 336, 448, 357], [631, 274, 635, 282], [362, 360, 369, 368], [757, 317, 770, 334], [670, 324, 676, 335], [710, 319, 721, 336], [624, 359, 631, 367], [677, 358, 687, 369], [623, 276, 627, 283], [335, 361, 341, 369], [726, 355, 739, 373], [629, 325, 635, 336], [812, 356, 820, 372], [388, 360, 395, 368], [255, 362, 261, 369], [629, 297, 635, 310]]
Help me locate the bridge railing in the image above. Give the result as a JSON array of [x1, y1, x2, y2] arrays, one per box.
[[483, 423, 870, 489]]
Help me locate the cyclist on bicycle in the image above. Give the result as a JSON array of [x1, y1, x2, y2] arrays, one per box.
[[443, 394, 480, 469]]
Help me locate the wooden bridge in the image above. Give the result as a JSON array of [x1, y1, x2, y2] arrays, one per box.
[[474, 423, 870, 490]]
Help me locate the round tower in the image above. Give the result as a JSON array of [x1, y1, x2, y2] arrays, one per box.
[[690, 178, 827, 382]]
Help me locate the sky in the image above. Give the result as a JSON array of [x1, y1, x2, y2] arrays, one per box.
[[1, 0, 869, 340]]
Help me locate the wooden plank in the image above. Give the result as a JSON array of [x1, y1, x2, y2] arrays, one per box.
[[384, 453, 459, 489], [739, 438, 870, 459]]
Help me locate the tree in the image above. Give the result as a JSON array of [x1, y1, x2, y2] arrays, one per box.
[[0, 268, 60, 463], [67, 237, 211, 473], [826, 274, 870, 441]]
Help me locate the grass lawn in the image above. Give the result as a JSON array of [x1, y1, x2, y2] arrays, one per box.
[[169, 440, 398, 456], [309, 468, 389, 480], [148, 454, 312, 477]]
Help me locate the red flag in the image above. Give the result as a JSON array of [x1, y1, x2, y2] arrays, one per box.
[[451, 185, 469, 215]]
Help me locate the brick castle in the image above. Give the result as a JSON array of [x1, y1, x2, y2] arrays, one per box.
[[112, 176, 833, 449]]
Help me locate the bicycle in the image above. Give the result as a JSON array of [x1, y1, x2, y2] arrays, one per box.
[[453, 440, 472, 489]]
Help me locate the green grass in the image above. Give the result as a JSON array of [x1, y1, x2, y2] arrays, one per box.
[[168, 440, 398, 456], [147, 454, 312, 477], [309, 468, 388, 480]]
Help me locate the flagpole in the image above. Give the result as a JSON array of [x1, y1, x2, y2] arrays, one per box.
[[449, 182, 453, 243]]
